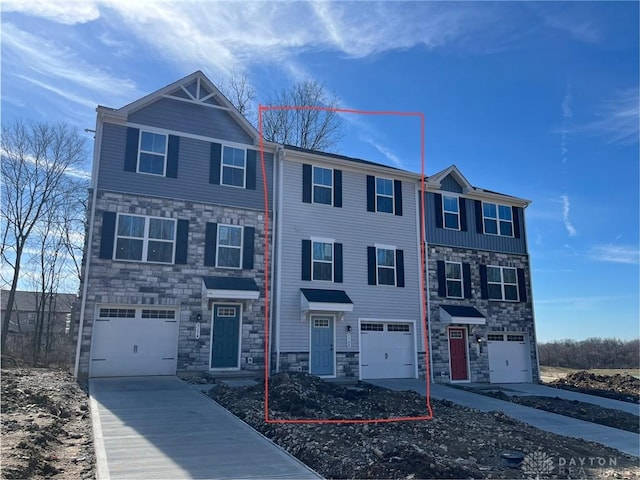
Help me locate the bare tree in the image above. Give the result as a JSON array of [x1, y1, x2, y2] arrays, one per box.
[[1, 120, 87, 351], [261, 79, 343, 151], [219, 71, 256, 121]]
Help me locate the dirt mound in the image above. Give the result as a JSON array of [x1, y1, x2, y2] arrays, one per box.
[[551, 371, 640, 404], [1, 368, 95, 479], [209, 373, 639, 479]]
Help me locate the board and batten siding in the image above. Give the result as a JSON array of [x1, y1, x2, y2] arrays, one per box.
[[98, 123, 273, 210], [425, 192, 527, 254], [128, 97, 254, 145], [278, 159, 423, 354]]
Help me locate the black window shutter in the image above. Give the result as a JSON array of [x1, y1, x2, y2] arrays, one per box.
[[246, 150, 256, 190], [395, 249, 405, 287], [301, 240, 311, 280], [463, 263, 472, 299], [436, 260, 446, 297], [99, 212, 116, 259], [474, 200, 483, 234], [242, 227, 255, 269], [166, 135, 180, 178], [366, 175, 375, 212], [334, 243, 343, 283], [513, 207, 521, 238], [333, 169, 342, 208], [367, 246, 377, 285], [302, 164, 312, 203], [517, 268, 527, 303], [209, 143, 222, 185], [204, 223, 217, 266], [394, 180, 403, 216], [124, 128, 139, 172], [479, 264, 488, 299], [174, 219, 189, 264], [459, 198, 468, 231], [434, 194, 443, 229]]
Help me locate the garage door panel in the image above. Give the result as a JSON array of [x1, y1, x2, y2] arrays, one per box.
[[487, 333, 531, 383], [360, 323, 414, 380], [90, 308, 179, 378]]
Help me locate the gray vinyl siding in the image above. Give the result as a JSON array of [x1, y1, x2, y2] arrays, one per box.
[[441, 174, 463, 193], [278, 160, 423, 354], [425, 192, 527, 254], [128, 97, 254, 144], [98, 123, 273, 210]]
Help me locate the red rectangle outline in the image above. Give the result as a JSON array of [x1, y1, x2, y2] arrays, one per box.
[[258, 105, 432, 424]]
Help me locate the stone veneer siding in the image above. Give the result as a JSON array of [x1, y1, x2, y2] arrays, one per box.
[[76, 190, 271, 380], [426, 245, 539, 384], [277, 352, 358, 377]]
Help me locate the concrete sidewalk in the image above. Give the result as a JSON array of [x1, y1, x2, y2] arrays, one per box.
[[489, 382, 639, 415], [89, 376, 321, 480], [366, 379, 640, 457]]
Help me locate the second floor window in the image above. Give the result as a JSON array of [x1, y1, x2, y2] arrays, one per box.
[[376, 177, 394, 213], [221, 146, 246, 187], [312, 241, 333, 281], [487, 266, 518, 301], [377, 247, 396, 286], [313, 166, 333, 205], [443, 195, 460, 230], [138, 131, 167, 176], [483, 202, 513, 237], [115, 214, 176, 263], [217, 225, 243, 268], [445, 261, 463, 298]]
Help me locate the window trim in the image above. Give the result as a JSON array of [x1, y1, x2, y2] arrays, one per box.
[[220, 145, 247, 189], [482, 201, 514, 237], [375, 176, 394, 214], [114, 213, 177, 264], [445, 261, 463, 299], [216, 224, 244, 269], [137, 130, 168, 177], [311, 237, 334, 282], [486, 265, 519, 302], [375, 244, 397, 286], [312, 165, 334, 205], [442, 195, 460, 231]]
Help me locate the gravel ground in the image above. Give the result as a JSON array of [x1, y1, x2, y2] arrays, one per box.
[[550, 372, 640, 404], [207, 373, 640, 479], [1, 367, 95, 480]]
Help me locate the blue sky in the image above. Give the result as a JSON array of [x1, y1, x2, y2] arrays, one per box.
[[2, 1, 638, 342]]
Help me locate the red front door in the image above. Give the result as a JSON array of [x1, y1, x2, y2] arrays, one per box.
[[449, 328, 468, 381]]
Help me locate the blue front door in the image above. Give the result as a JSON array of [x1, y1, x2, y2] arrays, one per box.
[[310, 315, 334, 375], [211, 305, 240, 368]]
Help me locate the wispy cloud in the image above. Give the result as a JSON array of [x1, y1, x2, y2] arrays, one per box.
[[560, 194, 577, 237], [589, 245, 640, 265], [536, 295, 626, 308], [361, 137, 404, 169], [560, 83, 572, 163], [585, 88, 640, 146], [2, 1, 100, 25]]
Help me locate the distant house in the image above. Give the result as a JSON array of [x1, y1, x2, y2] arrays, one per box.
[[74, 71, 539, 384], [1, 290, 76, 335]]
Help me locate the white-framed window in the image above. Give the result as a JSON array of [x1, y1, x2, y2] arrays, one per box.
[[221, 146, 246, 188], [445, 261, 463, 298], [28, 313, 36, 325], [217, 224, 243, 268], [443, 195, 460, 230], [483, 202, 513, 237], [387, 324, 410, 332], [312, 240, 333, 281], [99, 308, 136, 318], [487, 266, 519, 301], [217, 306, 237, 317], [313, 166, 333, 205], [141, 309, 176, 319], [487, 333, 504, 341], [115, 214, 176, 263], [313, 317, 330, 328], [376, 177, 394, 213], [138, 131, 167, 176], [376, 246, 396, 286], [449, 330, 463, 339], [361, 323, 384, 332]]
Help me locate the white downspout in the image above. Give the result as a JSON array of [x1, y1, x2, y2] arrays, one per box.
[[73, 111, 103, 379], [274, 147, 285, 373]]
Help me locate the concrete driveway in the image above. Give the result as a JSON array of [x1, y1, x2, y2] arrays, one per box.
[[366, 379, 640, 457], [89, 376, 321, 480]]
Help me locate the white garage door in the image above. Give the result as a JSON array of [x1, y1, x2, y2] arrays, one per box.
[[90, 306, 179, 377], [487, 333, 532, 383], [360, 322, 415, 379]]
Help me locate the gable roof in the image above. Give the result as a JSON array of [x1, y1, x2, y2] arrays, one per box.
[[1, 290, 76, 313], [428, 165, 473, 192], [98, 71, 260, 144]]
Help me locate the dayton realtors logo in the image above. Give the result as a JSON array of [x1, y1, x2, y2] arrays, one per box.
[[522, 451, 618, 479]]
